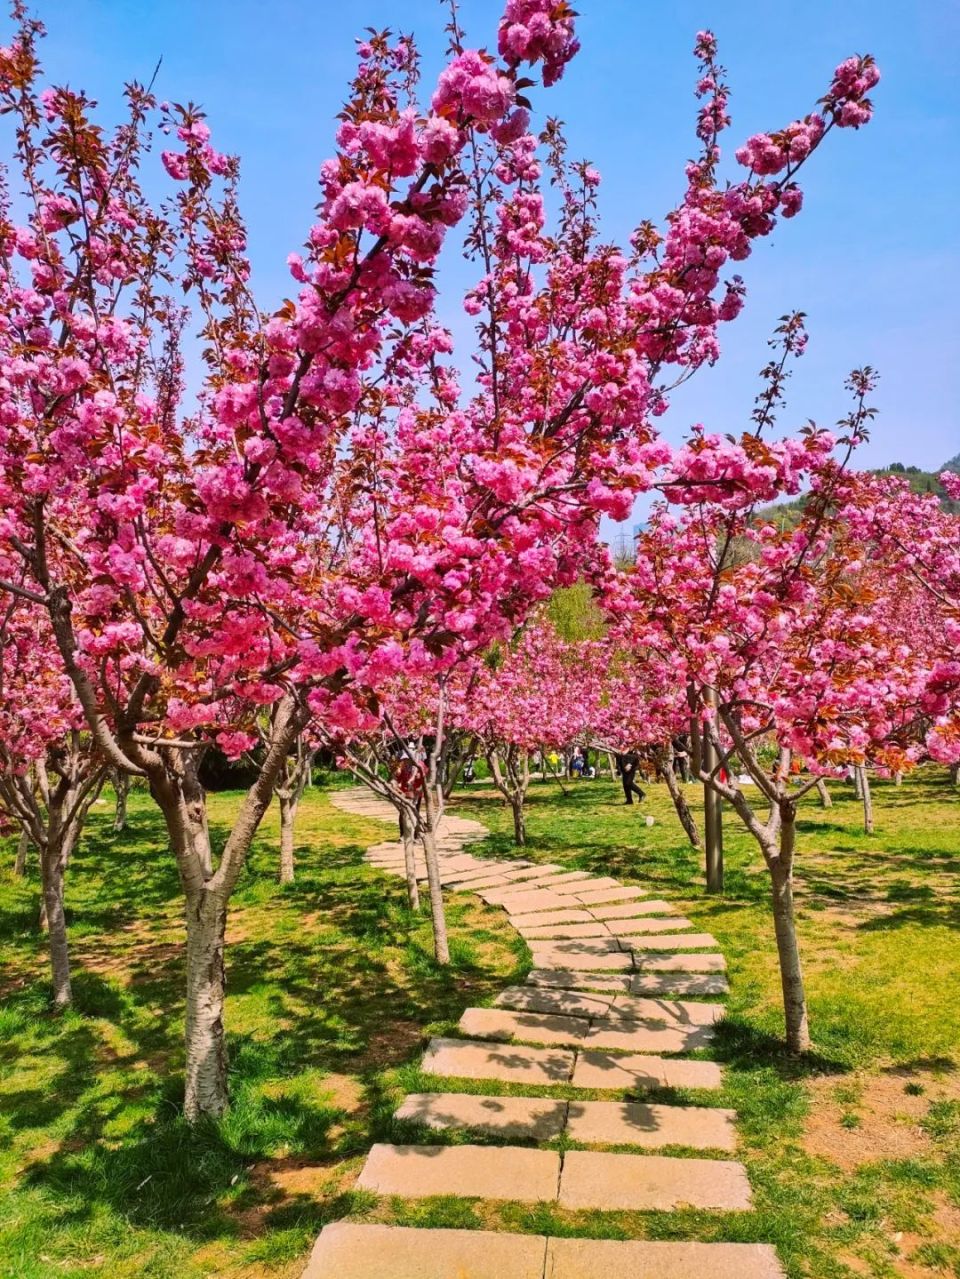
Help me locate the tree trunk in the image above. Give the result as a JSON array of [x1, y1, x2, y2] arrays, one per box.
[[853, 767, 863, 799], [661, 753, 701, 848], [606, 752, 616, 781], [278, 794, 296, 883], [950, 763, 959, 788], [399, 805, 421, 911], [419, 823, 450, 964], [814, 778, 832, 808], [511, 793, 526, 846], [769, 812, 810, 1054], [894, 771, 903, 787], [14, 827, 28, 875], [858, 767, 874, 835], [39, 840, 71, 1008], [184, 888, 229, 1121], [113, 771, 129, 832]]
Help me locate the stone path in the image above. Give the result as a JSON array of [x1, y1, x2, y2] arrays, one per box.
[[303, 789, 782, 1279]]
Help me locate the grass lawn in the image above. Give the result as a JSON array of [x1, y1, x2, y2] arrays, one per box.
[[448, 768, 960, 1277], [1, 769, 958, 1277], [0, 783, 525, 1278]]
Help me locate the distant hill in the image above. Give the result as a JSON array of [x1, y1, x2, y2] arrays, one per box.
[[758, 459, 959, 527]]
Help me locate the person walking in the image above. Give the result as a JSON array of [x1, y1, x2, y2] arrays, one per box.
[[615, 751, 646, 805], [672, 734, 691, 783]]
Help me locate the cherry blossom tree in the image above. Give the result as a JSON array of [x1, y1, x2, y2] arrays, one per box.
[[0, 601, 104, 1005], [0, 1, 878, 1116], [615, 359, 940, 1053]]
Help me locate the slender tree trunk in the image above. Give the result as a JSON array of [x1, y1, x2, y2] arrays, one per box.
[[184, 887, 229, 1121], [511, 793, 526, 846], [278, 794, 296, 883], [768, 809, 810, 1054], [419, 823, 450, 964], [894, 771, 903, 787], [814, 778, 832, 808], [113, 771, 129, 832], [950, 763, 959, 788], [661, 751, 700, 848], [853, 767, 863, 799], [39, 840, 71, 1007], [14, 827, 28, 875], [858, 767, 874, 835], [606, 752, 616, 781], [399, 804, 421, 911]]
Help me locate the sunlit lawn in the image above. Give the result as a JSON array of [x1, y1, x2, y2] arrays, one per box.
[[1, 769, 958, 1278]]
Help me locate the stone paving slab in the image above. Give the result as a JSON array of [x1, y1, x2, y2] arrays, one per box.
[[395, 1092, 568, 1140], [544, 1237, 785, 1279], [447, 873, 513, 890], [520, 923, 613, 941], [421, 1037, 575, 1085], [629, 933, 720, 952], [590, 899, 677, 919], [303, 1223, 548, 1279], [558, 1148, 751, 1211], [480, 887, 570, 913], [529, 947, 634, 972], [608, 996, 726, 1026], [634, 952, 726, 972], [573, 885, 650, 906], [550, 876, 621, 896], [510, 908, 596, 928], [565, 1099, 738, 1151], [357, 1143, 560, 1202], [526, 968, 633, 990], [608, 917, 695, 935], [583, 1019, 716, 1054], [630, 972, 730, 996], [572, 1049, 723, 1092], [530, 938, 622, 955], [495, 986, 616, 1018], [458, 1007, 589, 1047]]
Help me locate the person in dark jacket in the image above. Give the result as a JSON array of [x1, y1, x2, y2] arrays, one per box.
[[614, 752, 646, 805]]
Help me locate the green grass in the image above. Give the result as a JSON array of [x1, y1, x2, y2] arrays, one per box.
[[0, 784, 525, 1278], [1, 770, 958, 1277], [442, 769, 960, 1277]]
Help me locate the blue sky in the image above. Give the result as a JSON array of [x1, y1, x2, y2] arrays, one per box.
[[32, 0, 959, 536]]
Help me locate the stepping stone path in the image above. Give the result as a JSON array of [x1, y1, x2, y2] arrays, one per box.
[[303, 789, 783, 1279]]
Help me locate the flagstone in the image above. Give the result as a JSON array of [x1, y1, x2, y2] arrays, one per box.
[[574, 885, 650, 905], [544, 1237, 785, 1279], [582, 1018, 716, 1054], [528, 947, 633, 972], [550, 876, 622, 896], [607, 996, 726, 1026], [357, 1142, 560, 1202], [589, 899, 677, 919], [520, 923, 613, 941], [572, 1049, 723, 1091], [394, 1092, 568, 1140], [630, 972, 730, 996], [509, 908, 596, 928], [608, 917, 696, 935], [630, 933, 720, 951], [458, 1006, 589, 1047], [494, 986, 615, 1017], [479, 887, 570, 913], [526, 968, 633, 992], [565, 1099, 738, 1151], [557, 1148, 751, 1211], [634, 952, 726, 972], [303, 1223, 548, 1279], [421, 1036, 575, 1085]]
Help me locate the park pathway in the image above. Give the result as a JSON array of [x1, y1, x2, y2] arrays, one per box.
[[303, 788, 782, 1279]]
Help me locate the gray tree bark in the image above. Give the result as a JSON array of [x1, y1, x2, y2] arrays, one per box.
[[814, 778, 832, 808], [858, 766, 874, 835], [399, 803, 421, 911], [112, 770, 129, 832], [13, 827, 28, 875], [659, 743, 700, 848]]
